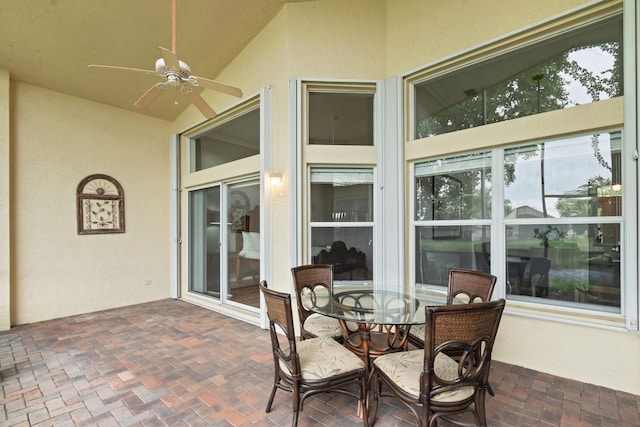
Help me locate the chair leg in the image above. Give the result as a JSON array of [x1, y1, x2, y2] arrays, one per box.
[[265, 383, 277, 412], [292, 382, 301, 427], [475, 387, 488, 427], [367, 372, 380, 426], [266, 371, 280, 412], [360, 372, 370, 427], [485, 360, 495, 396]]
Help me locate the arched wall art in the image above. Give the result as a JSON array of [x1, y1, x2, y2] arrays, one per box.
[[76, 174, 125, 235]]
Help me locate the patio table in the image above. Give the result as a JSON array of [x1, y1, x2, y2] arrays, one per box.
[[300, 285, 452, 373]]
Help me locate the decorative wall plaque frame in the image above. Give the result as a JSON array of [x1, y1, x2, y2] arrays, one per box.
[[76, 174, 125, 235]]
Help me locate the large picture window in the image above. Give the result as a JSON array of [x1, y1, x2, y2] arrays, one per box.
[[409, 10, 627, 318], [413, 131, 623, 312], [413, 14, 623, 138]]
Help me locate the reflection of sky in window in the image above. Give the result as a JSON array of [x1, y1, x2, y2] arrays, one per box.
[[505, 134, 612, 218], [561, 47, 615, 106]]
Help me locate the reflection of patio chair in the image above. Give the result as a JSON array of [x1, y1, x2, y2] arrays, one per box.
[[520, 257, 551, 297], [473, 242, 491, 273], [315, 241, 368, 280]]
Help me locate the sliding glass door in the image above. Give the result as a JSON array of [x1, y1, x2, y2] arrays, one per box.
[[188, 179, 261, 309], [227, 179, 261, 308], [190, 186, 222, 297]]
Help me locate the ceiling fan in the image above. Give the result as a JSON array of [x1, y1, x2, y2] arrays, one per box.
[[88, 0, 242, 118]]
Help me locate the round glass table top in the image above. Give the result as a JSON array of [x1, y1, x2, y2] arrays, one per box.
[[300, 286, 452, 325]]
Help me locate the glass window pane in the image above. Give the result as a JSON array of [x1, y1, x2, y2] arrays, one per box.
[[414, 15, 622, 138], [191, 108, 260, 171], [310, 167, 373, 281], [228, 180, 261, 308], [189, 187, 221, 297], [416, 225, 491, 286], [506, 222, 620, 311], [310, 168, 373, 222], [415, 152, 492, 220], [504, 132, 622, 218], [311, 227, 372, 281], [308, 92, 374, 146]]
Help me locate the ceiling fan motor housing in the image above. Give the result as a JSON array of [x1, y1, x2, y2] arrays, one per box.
[[155, 58, 192, 84]]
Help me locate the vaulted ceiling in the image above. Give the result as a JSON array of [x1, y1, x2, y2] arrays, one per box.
[[0, 0, 311, 121]]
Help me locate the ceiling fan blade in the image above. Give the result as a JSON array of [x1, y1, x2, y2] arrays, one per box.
[[158, 47, 181, 70], [189, 75, 243, 98], [88, 64, 159, 77], [134, 83, 168, 109], [182, 86, 217, 118]]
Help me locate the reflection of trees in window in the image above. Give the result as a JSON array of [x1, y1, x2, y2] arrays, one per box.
[[564, 43, 623, 102], [417, 42, 622, 138], [415, 153, 491, 221], [554, 176, 621, 218], [504, 132, 622, 219], [554, 178, 603, 218]]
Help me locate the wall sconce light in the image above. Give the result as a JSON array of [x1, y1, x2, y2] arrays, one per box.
[[270, 173, 282, 185], [612, 183, 622, 192]]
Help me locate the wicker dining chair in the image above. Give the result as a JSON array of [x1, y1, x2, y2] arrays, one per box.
[[291, 264, 343, 341], [408, 268, 497, 349], [260, 281, 369, 427], [369, 299, 506, 427]]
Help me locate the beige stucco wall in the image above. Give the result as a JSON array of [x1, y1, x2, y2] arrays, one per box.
[[496, 315, 640, 392], [287, 0, 386, 79], [385, 0, 590, 76], [0, 69, 9, 331], [11, 82, 172, 324]]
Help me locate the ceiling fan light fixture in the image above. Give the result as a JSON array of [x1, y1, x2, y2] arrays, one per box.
[[166, 75, 181, 86]]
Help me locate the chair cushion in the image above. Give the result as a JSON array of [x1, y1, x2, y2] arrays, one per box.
[[373, 349, 474, 402], [304, 313, 343, 339], [239, 231, 260, 259], [281, 336, 365, 380]]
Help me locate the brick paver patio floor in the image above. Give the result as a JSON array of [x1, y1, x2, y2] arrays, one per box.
[[1, 299, 638, 426]]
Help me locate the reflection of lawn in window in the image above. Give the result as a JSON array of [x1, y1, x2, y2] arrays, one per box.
[[419, 234, 618, 304], [548, 277, 588, 300], [507, 235, 592, 254]]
